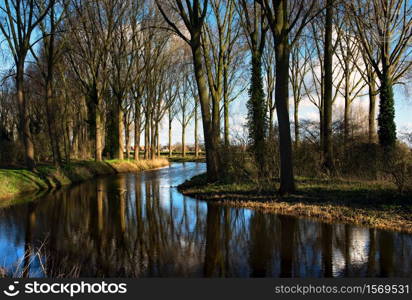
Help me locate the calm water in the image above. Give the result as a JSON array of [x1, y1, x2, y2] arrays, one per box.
[[0, 162, 411, 277]]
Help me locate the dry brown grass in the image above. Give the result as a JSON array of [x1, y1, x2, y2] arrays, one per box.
[[108, 158, 169, 173], [208, 199, 412, 234]]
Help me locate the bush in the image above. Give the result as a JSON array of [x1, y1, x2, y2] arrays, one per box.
[[219, 136, 280, 190], [378, 144, 412, 193], [294, 141, 322, 178], [220, 144, 258, 184]]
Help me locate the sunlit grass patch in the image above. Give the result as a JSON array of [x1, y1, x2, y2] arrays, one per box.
[[0, 159, 170, 202]]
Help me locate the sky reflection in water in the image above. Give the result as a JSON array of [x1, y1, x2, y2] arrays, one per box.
[[0, 163, 411, 278]]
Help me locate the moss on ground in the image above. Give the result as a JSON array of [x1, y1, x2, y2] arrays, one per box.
[[178, 173, 412, 234], [0, 158, 169, 201]]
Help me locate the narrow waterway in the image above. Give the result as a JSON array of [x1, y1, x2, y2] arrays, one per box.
[[0, 162, 411, 277]]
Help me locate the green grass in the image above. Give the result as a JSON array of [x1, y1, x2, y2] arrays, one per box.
[[0, 169, 50, 197], [0, 158, 169, 202], [167, 155, 206, 163]]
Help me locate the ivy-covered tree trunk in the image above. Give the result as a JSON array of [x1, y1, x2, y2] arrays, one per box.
[[377, 72, 396, 148], [247, 53, 267, 175]]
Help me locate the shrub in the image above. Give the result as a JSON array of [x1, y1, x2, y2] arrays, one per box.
[[378, 144, 412, 193]]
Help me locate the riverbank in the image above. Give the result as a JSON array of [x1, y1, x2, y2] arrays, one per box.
[[178, 174, 412, 234], [167, 155, 206, 163], [0, 158, 169, 201]]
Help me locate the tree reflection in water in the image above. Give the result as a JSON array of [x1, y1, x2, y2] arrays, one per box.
[[0, 163, 411, 277]]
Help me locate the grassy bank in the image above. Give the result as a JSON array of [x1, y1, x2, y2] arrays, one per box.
[[178, 174, 412, 234], [167, 155, 206, 163], [0, 158, 169, 201]]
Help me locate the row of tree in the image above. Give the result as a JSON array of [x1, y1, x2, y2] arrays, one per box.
[[0, 0, 207, 166], [156, 0, 412, 193], [1, 0, 412, 194]]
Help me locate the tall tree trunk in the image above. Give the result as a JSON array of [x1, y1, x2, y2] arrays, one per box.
[[169, 108, 173, 157], [377, 24, 396, 149], [134, 102, 141, 160], [195, 103, 199, 158], [368, 70, 377, 144], [344, 96, 350, 149], [95, 103, 103, 161], [45, 79, 61, 166], [248, 52, 267, 175], [115, 100, 124, 160], [192, 37, 220, 181], [72, 124, 79, 159], [150, 115, 156, 159], [156, 123, 160, 157], [182, 124, 186, 158], [16, 62, 35, 169], [322, 0, 334, 172], [319, 101, 324, 152], [273, 2, 295, 194], [344, 60, 350, 151], [224, 95, 229, 147], [125, 121, 131, 159], [377, 67, 396, 148], [294, 102, 299, 150], [144, 112, 150, 159]]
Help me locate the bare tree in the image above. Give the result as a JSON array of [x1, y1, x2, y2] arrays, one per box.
[[201, 0, 241, 149], [176, 67, 195, 158], [31, 0, 69, 166], [257, 0, 319, 194], [262, 34, 276, 134], [303, 16, 344, 152], [290, 37, 310, 150], [65, 0, 118, 161], [0, 0, 56, 169], [336, 16, 367, 149], [349, 0, 412, 148], [109, 0, 142, 160], [155, 0, 223, 181]]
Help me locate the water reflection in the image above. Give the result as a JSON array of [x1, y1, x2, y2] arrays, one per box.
[[0, 163, 411, 277]]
